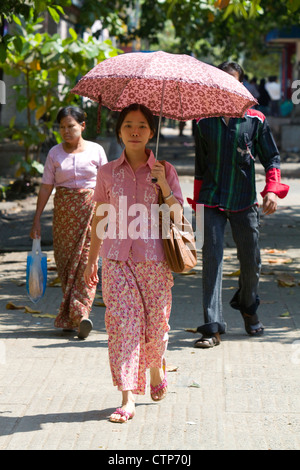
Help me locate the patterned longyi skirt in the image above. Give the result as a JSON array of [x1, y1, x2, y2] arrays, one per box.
[[53, 187, 97, 330]]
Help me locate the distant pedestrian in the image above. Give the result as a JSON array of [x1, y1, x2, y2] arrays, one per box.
[[187, 61, 289, 348], [243, 74, 251, 91], [179, 121, 186, 136], [84, 103, 184, 423], [30, 106, 108, 339], [265, 76, 281, 116], [257, 78, 271, 114], [247, 77, 260, 102]]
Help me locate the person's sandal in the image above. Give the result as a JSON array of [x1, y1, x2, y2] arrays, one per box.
[[194, 335, 220, 348], [109, 407, 134, 423], [78, 318, 93, 339], [241, 313, 264, 336], [150, 360, 168, 401]]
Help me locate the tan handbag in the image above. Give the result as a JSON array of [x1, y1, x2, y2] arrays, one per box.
[[157, 163, 197, 273]]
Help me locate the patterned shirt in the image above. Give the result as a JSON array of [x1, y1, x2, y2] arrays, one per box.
[[93, 148, 184, 262], [194, 109, 280, 211]]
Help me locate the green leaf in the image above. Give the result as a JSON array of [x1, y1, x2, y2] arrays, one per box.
[[239, 5, 248, 19], [9, 116, 16, 129], [35, 1, 47, 16], [69, 28, 78, 40], [222, 3, 234, 19], [34, 33, 42, 45], [31, 160, 44, 175], [12, 15, 22, 26], [41, 42, 53, 55], [54, 5, 65, 16], [13, 36, 24, 54], [47, 6, 60, 24], [53, 130, 63, 144], [0, 43, 7, 63], [287, 0, 300, 12]]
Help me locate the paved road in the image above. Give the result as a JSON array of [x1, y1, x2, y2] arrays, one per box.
[[0, 129, 299, 451]]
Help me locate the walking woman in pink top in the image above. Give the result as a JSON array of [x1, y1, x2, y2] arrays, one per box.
[[84, 104, 184, 423], [30, 106, 108, 338]]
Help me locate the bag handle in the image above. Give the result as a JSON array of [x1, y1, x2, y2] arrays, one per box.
[[32, 238, 42, 255]]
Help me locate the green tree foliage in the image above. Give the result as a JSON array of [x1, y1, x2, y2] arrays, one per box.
[[73, 0, 300, 61], [0, 2, 119, 177], [137, 0, 300, 59]]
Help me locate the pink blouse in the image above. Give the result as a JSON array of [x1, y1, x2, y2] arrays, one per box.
[[42, 142, 108, 189], [93, 149, 184, 262]]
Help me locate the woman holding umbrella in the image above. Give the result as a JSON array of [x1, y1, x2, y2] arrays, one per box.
[[84, 103, 184, 423]]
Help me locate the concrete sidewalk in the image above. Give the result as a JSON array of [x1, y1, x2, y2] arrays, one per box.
[[0, 179, 299, 450], [0, 129, 300, 450]]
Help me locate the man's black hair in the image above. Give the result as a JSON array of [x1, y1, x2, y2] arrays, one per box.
[[218, 61, 245, 83]]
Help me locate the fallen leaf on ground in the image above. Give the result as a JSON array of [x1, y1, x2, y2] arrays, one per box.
[[225, 269, 240, 277], [32, 313, 56, 318], [48, 276, 61, 287], [6, 302, 25, 310], [261, 270, 275, 275], [6, 302, 56, 318], [276, 273, 296, 287], [265, 258, 293, 265], [166, 365, 178, 372], [184, 327, 198, 333], [24, 306, 41, 314], [188, 381, 201, 388], [280, 311, 291, 317], [94, 301, 105, 307], [263, 249, 287, 254]]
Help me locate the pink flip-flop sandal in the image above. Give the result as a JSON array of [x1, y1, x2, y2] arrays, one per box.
[[109, 407, 134, 423], [150, 360, 168, 402]]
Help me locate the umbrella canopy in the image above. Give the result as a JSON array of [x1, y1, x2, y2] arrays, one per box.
[[71, 51, 257, 122]]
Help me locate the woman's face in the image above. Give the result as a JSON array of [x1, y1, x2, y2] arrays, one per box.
[[119, 110, 154, 151], [59, 115, 85, 144]]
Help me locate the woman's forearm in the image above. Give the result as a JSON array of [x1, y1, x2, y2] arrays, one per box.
[[33, 184, 54, 220], [159, 181, 183, 222], [84, 203, 107, 286], [87, 202, 107, 265], [30, 183, 54, 238]]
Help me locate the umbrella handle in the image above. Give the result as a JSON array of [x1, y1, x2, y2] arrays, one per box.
[[97, 95, 102, 133], [152, 81, 166, 184]]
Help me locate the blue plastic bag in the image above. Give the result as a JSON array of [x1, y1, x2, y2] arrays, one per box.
[[26, 238, 47, 303]]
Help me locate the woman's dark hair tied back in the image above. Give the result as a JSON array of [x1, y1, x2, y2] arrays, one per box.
[[57, 106, 86, 124]]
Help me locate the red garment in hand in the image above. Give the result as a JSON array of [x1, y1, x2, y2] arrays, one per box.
[[260, 168, 289, 199], [187, 179, 203, 210]]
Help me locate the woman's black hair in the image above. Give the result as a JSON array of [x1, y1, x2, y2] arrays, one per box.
[[56, 106, 86, 124], [116, 103, 156, 145], [218, 61, 245, 83]]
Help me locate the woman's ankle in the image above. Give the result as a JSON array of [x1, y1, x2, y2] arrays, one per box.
[[121, 390, 135, 407]]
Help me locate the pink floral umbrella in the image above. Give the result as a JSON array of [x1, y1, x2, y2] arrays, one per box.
[[71, 51, 256, 159]]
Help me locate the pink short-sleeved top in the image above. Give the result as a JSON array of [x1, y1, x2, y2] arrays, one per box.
[[93, 148, 184, 262], [42, 141, 108, 189]]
